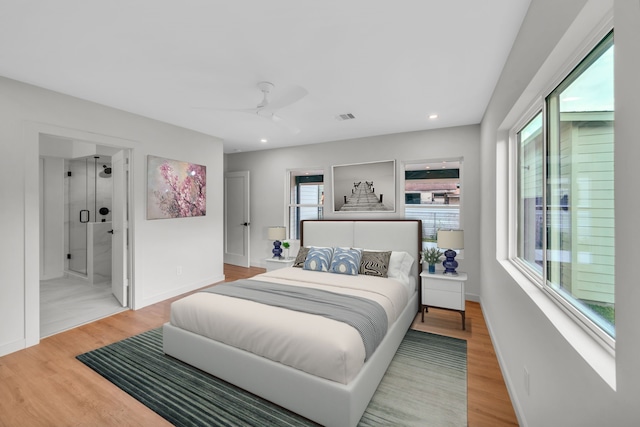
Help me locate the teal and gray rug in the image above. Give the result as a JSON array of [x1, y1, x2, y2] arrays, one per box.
[[77, 328, 467, 426]]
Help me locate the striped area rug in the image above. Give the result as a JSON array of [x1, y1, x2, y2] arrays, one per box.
[[77, 328, 467, 426]]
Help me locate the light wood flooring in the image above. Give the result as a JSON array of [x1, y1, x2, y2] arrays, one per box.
[[0, 264, 518, 426]]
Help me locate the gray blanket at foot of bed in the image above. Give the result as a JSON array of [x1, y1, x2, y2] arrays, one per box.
[[201, 279, 388, 360]]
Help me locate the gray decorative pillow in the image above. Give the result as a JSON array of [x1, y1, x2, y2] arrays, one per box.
[[292, 247, 310, 268], [359, 251, 392, 277]]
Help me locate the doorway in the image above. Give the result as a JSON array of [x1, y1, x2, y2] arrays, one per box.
[[39, 135, 131, 337], [224, 171, 250, 267]]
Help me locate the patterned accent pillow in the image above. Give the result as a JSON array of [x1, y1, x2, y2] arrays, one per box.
[[329, 247, 363, 275], [359, 251, 392, 277], [292, 247, 310, 268], [303, 247, 334, 272]]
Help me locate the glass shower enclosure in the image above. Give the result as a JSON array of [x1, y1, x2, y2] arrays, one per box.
[[66, 156, 113, 279]]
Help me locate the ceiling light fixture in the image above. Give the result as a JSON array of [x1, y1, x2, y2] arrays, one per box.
[[260, 138, 268, 143], [428, 114, 439, 119]]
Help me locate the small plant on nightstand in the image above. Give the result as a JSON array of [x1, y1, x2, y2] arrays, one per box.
[[282, 241, 291, 259], [421, 247, 444, 274]]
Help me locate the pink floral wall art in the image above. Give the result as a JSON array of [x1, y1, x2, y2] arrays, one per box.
[[147, 155, 206, 219]]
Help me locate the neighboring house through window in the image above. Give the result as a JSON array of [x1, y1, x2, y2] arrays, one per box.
[[404, 159, 462, 251]]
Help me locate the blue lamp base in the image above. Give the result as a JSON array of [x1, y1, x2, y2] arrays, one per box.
[[442, 249, 459, 275], [272, 240, 283, 259]]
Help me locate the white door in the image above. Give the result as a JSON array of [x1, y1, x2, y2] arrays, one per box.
[[111, 150, 128, 307], [224, 171, 250, 267]]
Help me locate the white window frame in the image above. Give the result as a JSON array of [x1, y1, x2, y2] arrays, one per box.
[[285, 168, 325, 241], [402, 157, 464, 257], [507, 28, 615, 353], [498, 5, 615, 390], [509, 104, 546, 287]]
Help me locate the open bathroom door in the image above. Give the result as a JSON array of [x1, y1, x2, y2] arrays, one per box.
[[111, 150, 128, 307]]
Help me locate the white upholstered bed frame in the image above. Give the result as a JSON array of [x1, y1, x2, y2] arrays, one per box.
[[163, 219, 422, 427]]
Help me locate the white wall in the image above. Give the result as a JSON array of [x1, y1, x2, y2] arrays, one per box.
[[481, 0, 640, 425], [225, 125, 482, 301], [39, 157, 65, 280], [0, 76, 225, 357]]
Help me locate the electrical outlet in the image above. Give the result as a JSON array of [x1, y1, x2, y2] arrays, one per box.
[[176, 266, 183, 276], [524, 366, 530, 396]]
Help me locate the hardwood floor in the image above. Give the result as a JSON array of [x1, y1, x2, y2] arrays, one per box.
[[0, 265, 518, 426], [412, 301, 519, 426]]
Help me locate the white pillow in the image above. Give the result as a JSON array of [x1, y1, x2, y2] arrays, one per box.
[[387, 251, 415, 286]]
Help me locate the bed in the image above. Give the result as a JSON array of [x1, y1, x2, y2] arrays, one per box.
[[163, 219, 422, 427]]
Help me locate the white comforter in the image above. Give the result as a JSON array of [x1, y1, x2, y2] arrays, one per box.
[[169, 267, 410, 384]]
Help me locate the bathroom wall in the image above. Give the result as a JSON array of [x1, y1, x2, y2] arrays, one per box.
[[39, 157, 65, 281], [95, 161, 113, 223]]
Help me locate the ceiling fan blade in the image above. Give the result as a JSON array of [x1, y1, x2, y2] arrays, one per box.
[[193, 82, 306, 134], [261, 85, 308, 113]]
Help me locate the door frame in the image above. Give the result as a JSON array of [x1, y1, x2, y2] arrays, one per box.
[[111, 149, 130, 307], [224, 171, 251, 267], [27, 122, 135, 347]]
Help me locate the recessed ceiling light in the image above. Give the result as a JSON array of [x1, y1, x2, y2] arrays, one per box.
[[260, 138, 268, 143], [429, 114, 438, 119]]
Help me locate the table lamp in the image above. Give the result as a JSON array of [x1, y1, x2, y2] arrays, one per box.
[[437, 229, 464, 275], [268, 226, 287, 259]]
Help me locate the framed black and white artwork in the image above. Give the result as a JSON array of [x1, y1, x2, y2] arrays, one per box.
[[332, 160, 396, 213]]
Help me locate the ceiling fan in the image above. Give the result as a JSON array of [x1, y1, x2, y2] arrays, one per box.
[[200, 81, 308, 134]]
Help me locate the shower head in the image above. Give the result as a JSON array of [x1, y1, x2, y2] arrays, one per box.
[[99, 164, 112, 178]]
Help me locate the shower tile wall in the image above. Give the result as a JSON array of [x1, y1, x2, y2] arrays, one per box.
[[96, 168, 112, 222]]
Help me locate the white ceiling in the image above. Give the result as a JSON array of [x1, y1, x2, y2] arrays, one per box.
[[0, 0, 531, 153]]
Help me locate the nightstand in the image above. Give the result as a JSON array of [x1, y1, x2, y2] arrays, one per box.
[[420, 271, 467, 330], [265, 258, 295, 272]]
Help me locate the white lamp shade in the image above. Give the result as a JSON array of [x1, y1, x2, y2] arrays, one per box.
[[268, 227, 286, 240], [437, 229, 464, 250]]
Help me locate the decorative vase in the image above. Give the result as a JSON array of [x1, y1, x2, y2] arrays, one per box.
[[442, 249, 459, 275], [428, 263, 436, 274], [272, 240, 283, 259]]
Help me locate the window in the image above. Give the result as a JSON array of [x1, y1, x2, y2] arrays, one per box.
[[404, 160, 461, 250], [517, 113, 544, 275], [514, 31, 614, 344], [287, 170, 324, 240]]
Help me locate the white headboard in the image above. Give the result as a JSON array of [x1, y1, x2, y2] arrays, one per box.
[[300, 220, 423, 280]]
